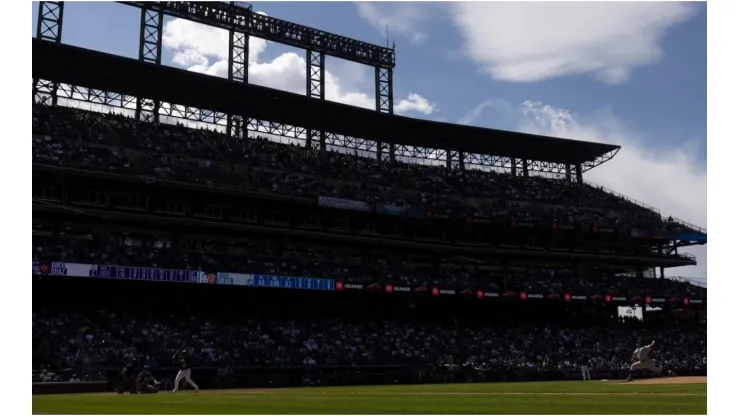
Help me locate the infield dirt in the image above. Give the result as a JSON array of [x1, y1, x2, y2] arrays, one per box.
[[629, 376, 707, 385]]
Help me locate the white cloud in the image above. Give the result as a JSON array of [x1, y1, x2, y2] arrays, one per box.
[[162, 13, 269, 63], [450, 2, 695, 84], [356, 2, 430, 44], [457, 98, 516, 126], [395, 93, 436, 115], [162, 17, 434, 115], [514, 100, 706, 282]]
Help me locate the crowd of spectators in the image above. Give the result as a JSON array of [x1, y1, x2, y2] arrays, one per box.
[[32, 104, 700, 232], [32, 368, 107, 383], [31, 105, 707, 388], [32, 308, 706, 376], [32, 230, 707, 297]]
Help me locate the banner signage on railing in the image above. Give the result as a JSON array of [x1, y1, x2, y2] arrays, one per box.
[[215, 273, 333, 290], [317, 196, 369, 212], [677, 233, 707, 244], [374, 203, 425, 219], [32, 262, 705, 306], [631, 228, 707, 244], [631, 228, 677, 240], [332, 281, 705, 306], [33, 262, 335, 292], [33, 262, 203, 283]]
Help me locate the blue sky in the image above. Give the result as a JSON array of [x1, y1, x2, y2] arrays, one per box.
[[32, 1, 707, 282]]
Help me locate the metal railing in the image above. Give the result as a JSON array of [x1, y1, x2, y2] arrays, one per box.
[[582, 180, 661, 214], [584, 180, 706, 236], [664, 217, 707, 235], [665, 275, 707, 288], [677, 252, 697, 262]]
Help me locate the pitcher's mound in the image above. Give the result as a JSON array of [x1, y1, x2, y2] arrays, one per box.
[[629, 376, 706, 385]]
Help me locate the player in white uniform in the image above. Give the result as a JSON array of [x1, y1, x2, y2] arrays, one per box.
[[626, 340, 661, 381], [579, 357, 591, 381], [172, 349, 199, 393]]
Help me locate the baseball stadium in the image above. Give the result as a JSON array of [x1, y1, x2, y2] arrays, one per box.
[[32, 2, 707, 414]]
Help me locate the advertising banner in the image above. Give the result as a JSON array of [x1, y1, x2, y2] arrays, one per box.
[[317, 196, 369, 212], [33, 261, 203, 283], [33, 262, 705, 306]]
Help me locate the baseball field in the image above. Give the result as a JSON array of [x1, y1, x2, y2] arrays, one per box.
[[32, 377, 707, 414]]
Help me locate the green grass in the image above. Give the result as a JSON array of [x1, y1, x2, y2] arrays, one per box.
[[32, 381, 707, 414]]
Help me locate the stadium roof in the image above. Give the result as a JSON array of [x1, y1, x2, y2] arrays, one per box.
[[32, 39, 620, 166]]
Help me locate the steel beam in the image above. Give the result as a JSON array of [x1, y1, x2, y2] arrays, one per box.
[[305, 49, 326, 149], [34, 75, 616, 177], [374, 67, 394, 161], [227, 20, 249, 140], [34, 1, 64, 105], [35, 1, 64, 43], [228, 29, 249, 84], [117, 2, 395, 68], [375, 67, 393, 114], [306, 50, 325, 101], [135, 7, 164, 122]]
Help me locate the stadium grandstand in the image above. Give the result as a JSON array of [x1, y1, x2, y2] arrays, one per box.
[[32, 1, 706, 393]]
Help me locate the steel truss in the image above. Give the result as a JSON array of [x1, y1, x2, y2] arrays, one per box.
[[527, 160, 568, 175], [136, 8, 164, 123], [581, 148, 619, 173], [161, 103, 228, 125], [116, 1, 395, 151], [35, 80, 621, 180], [448, 150, 461, 170], [228, 30, 249, 84], [56, 84, 136, 110], [305, 50, 326, 149], [228, 115, 245, 140], [456, 154, 577, 176], [373, 67, 394, 161], [392, 145, 447, 166], [33, 79, 61, 106], [138, 8, 163, 65], [34, 2, 64, 105], [35, 1, 64, 43], [247, 118, 306, 142], [375, 67, 393, 114], [326, 134, 376, 153], [227, 26, 249, 140], [463, 153, 515, 173], [306, 50, 326, 101], [117, 1, 393, 68], [33, 1, 620, 178]]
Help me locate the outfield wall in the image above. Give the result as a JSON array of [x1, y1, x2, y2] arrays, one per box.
[[33, 381, 109, 395], [32, 367, 707, 394]]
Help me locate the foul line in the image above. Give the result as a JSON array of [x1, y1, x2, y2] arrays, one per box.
[[375, 392, 706, 397], [236, 391, 706, 397]]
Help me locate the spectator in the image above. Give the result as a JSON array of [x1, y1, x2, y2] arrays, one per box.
[[32, 104, 703, 234]]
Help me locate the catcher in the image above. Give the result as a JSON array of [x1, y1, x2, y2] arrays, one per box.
[[117, 359, 138, 394], [136, 366, 161, 394]]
